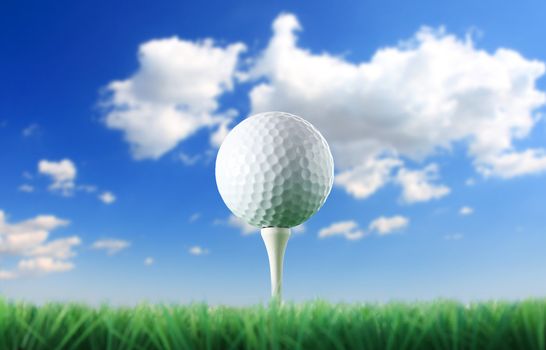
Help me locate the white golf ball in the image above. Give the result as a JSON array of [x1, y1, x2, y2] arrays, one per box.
[[216, 111, 334, 228]]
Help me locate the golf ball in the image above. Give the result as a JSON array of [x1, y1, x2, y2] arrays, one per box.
[[216, 111, 334, 228]]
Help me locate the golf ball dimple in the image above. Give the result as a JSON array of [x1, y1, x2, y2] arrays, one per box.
[[215, 111, 334, 228]]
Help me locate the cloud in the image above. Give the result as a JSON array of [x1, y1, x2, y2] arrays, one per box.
[[369, 215, 409, 235], [98, 191, 116, 204], [459, 206, 474, 215], [396, 164, 450, 203], [18, 184, 34, 193], [476, 149, 546, 178], [0, 213, 70, 255], [0, 270, 16, 280], [27, 236, 81, 259], [22, 123, 40, 137], [179, 152, 202, 166], [318, 220, 365, 240], [0, 210, 80, 278], [444, 233, 464, 240], [144, 257, 154, 266], [91, 239, 130, 255], [292, 224, 306, 234], [102, 37, 246, 160], [218, 215, 305, 235], [226, 215, 259, 235], [335, 157, 402, 199], [319, 215, 409, 240], [189, 213, 201, 223], [38, 159, 77, 196], [209, 116, 234, 147], [188, 246, 209, 256], [249, 13, 546, 200], [18, 257, 74, 274]]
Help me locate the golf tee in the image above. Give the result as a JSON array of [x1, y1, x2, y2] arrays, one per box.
[[261, 227, 291, 300]]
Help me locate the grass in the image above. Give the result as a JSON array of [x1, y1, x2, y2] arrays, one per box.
[[0, 299, 545, 350]]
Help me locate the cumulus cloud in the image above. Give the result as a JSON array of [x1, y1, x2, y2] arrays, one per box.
[[91, 239, 130, 255], [292, 224, 306, 234], [98, 191, 116, 204], [249, 13, 546, 200], [102, 37, 246, 159], [179, 152, 202, 166], [0, 210, 80, 278], [226, 215, 259, 235], [318, 220, 365, 240], [18, 257, 74, 274], [319, 215, 409, 240], [188, 246, 209, 256], [209, 118, 232, 147], [18, 184, 34, 193], [369, 215, 409, 235], [335, 157, 402, 199], [38, 159, 77, 196], [459, 206, 474, 215], [396, 164, 450, 203], [0, 270, 16, 280], [144, 257, 154, 266]]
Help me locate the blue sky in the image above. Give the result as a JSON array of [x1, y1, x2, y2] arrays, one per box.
[[1, 0, 546, 305]]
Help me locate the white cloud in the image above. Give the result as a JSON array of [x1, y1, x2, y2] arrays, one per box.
[[369, 215, 409, 235], [22, 123, 40, 137], [335, 157, 401, 199], [0, 210, 80, 278], [189, 246, 209, 256], [144, 257, 154, 266], [0, 213, 70, 255], [179, 152, 202, 166], [249, 13, 546, 200], [209, 116, 234, 147], [444, 233, 464, 240], [459, 206, 474, 215], [0, 270, 16, 280], [28, 236, 81, 259], [189, 213, 201, 223], [396, 164, 450, 203], [18, 257, 74, 274], [476, 149, 546, 178], [91, 239, 130, 255], [226, 215, 259, 235], [18, 184, 34, 193], [102, 37, 246, 159], [292, 223, 306, 234], [38, 159, 77, 196], [318, 220, 365, 240], [98, 191, 116, 204]]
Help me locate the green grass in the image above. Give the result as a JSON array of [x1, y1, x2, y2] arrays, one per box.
[[1, 299, 545, 350]]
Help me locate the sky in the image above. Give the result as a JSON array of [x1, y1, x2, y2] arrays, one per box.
[[1, 0, 546, 305]]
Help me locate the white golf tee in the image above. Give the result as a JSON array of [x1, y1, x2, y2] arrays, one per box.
[[261, 227, 291, 300]]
